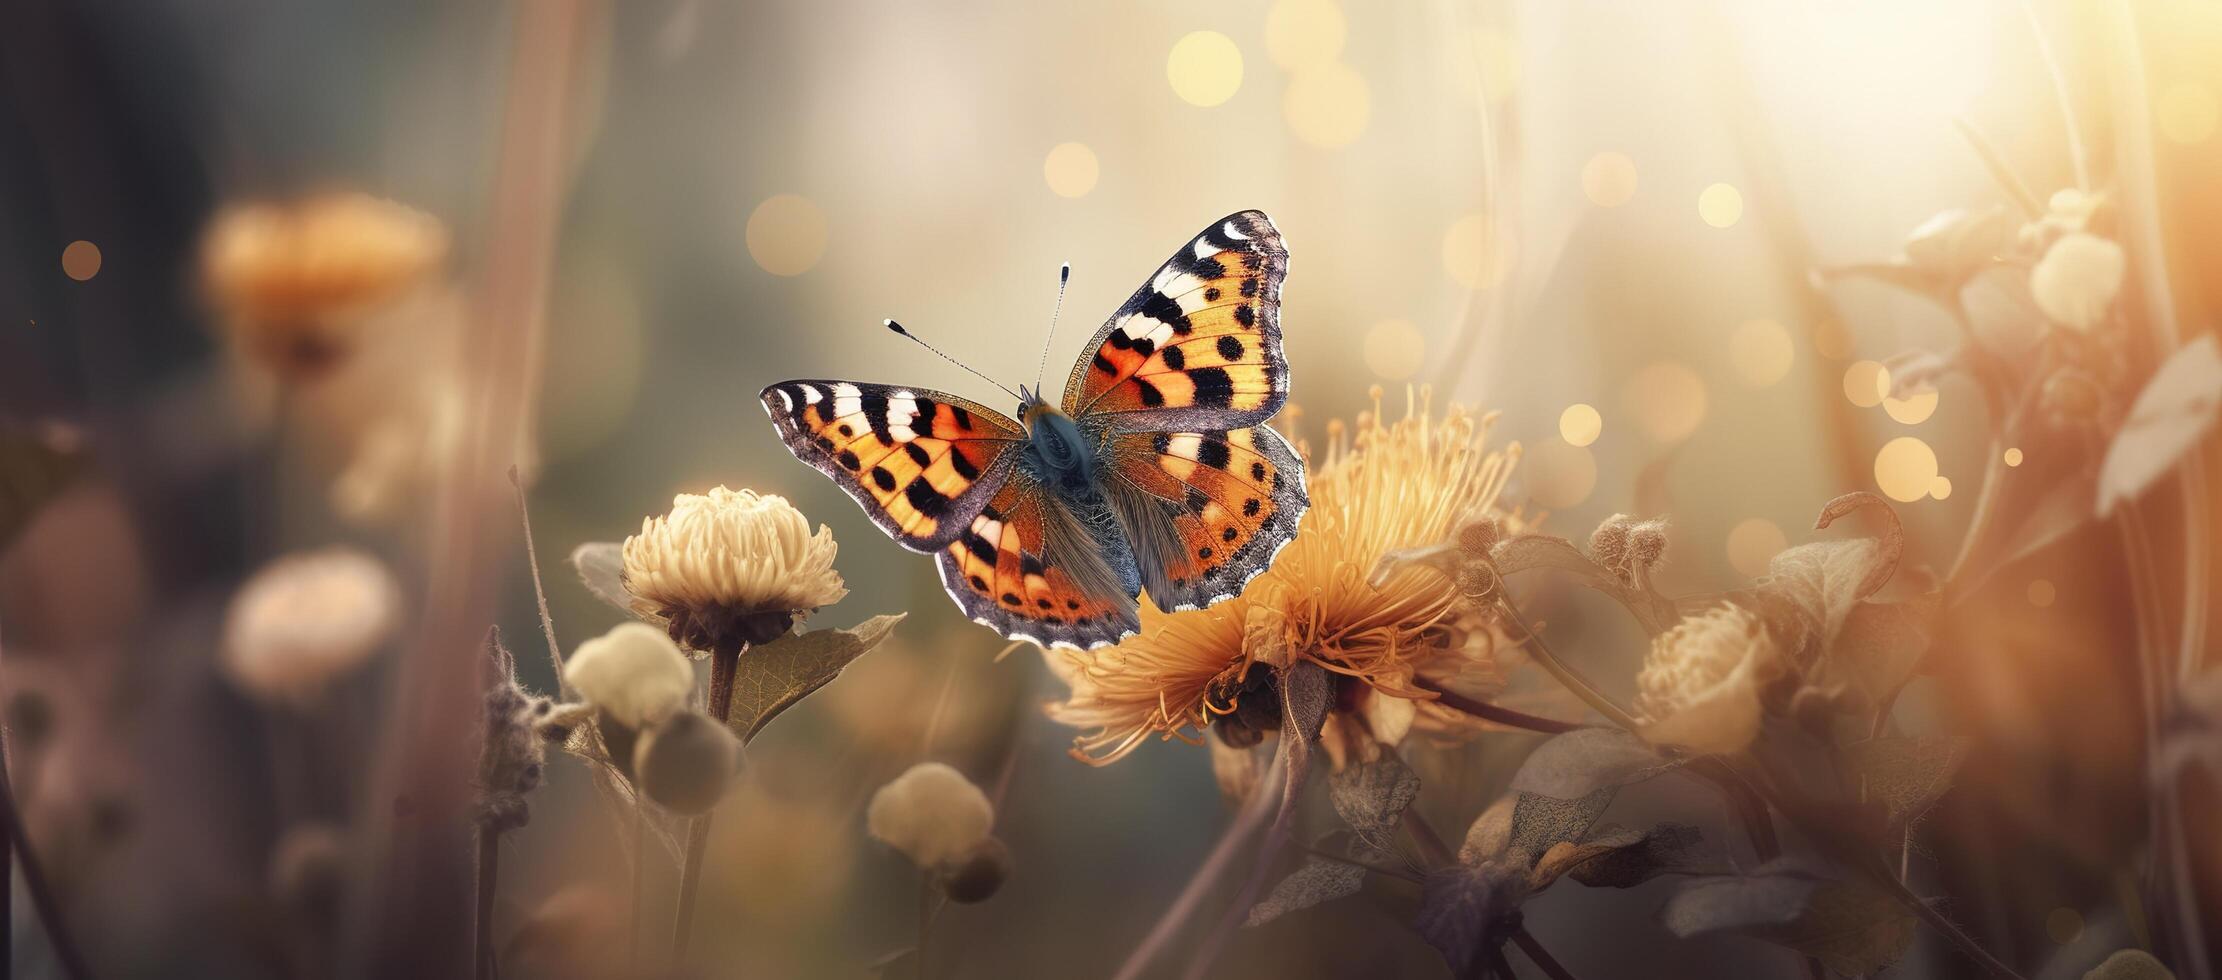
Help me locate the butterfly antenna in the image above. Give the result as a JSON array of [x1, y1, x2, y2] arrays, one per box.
[[883, 319, 1023, 401], [1032, 262, 1071, 395]]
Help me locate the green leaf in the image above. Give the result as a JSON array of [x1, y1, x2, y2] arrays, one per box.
[[568, 541, 637, 615], [1507, 729, 1671, 801], [0, 420, 88, 553], [723, 614, 903, 742], [1845, 734, 1970, 828], [2098, 335, 2222, 517], [1662, 863, 1914, 976]]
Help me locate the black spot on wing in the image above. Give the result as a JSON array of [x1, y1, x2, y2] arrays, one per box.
[[952, 452, 980, 480], [904, 443, 931, 467], [1234, 304, 1256, 329], [871, 467, 897, 492], [1217, 336, 1244, 361], [1161, 345, 1186, 371], [965, 533, 997, 564], [1136, 291, 1192, 336], [1189, 368, 1234, 408], [1135, 378, 1165, 407], [1196, 437, 1231, 470], [1020, 554, 1045, 576], [1093, 353, 1116, 374], [905, 479, 950, 518], [837, 449, 860, 471]]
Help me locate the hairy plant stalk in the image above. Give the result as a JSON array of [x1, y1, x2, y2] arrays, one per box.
[[670, 642, 744, 957], [511, 467, 570, 697]]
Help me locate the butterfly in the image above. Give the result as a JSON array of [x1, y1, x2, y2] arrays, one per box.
[[759, 210, 1308, 650]]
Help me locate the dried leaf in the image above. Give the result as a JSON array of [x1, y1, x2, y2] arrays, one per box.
[[1413, 869, 1521, 974], [1528, 838, 1625, 890], [2098, 336, 2222, 516], [724, 614, 903, 742], [1764, 493, 1904, 650], [1847, 735, 1968, 828], [1281, 659, 1331, 745], [1507, 728, 1671, 801], [1457, 797, 1517, 865], [1491, 533, 1676, 634], [1828, 593, 1939, 703], [1662, 863, 1914, 976], [0, 420, 88, 553], [1506, 789, 1615, 865], [569, 541, 637, 616], [1565, 823, 1716, 888], [1328, 754, 1421, 852], [1247, 853, 1368, 926]]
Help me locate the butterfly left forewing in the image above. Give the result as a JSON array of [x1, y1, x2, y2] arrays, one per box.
[[760, 380, 1022, 551]]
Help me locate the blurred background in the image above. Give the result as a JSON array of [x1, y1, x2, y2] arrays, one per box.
[[2, 0, 2219, 977]]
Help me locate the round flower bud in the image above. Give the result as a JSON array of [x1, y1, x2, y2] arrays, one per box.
[[2030, 231, 2125, 334], [866, 762, 994, 869], [622, 487, 847, 656], [563, 622, 694, 729], [222, 548, 401, 706], [936, 836, 1012, 904], [1633, 604, 1780, 756], [631, 710, 739, 816], [1456, 519, 1501, 558]]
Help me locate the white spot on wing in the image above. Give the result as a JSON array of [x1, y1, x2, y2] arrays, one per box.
[[1191, 237, 1216, 261], [1221, 220, 1248, 241]]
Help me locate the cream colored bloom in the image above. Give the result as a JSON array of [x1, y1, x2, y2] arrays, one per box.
[[563, 622, 695, 729], [623, 487, 845, 654], [202, 192, 448, 379], [1632, 604, 1779, 756], [2030, 231, 2126, 333], [866, 762, 993, 869], [1046, 387, 1524, 765], [222, 548, 401, 705]]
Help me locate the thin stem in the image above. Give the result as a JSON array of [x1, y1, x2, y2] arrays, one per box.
[[0, 623, 88, 980], [1402, 809, 1455, 870], [670, 643, 743, 958], [1510, 927, 1578, 980], [475, 826, 500, 980], [1687, 758, 1780, 862], [2018, 0, 2090, 191], [915, 872, 934, 978], [1497, 601, 1644, 732], [628, 801, 643, 966], [1868, 860, 2026, 979], [1110, 742, 1288, 980], [1415, 679, 1591, 735], [509, 466, 569, 698]]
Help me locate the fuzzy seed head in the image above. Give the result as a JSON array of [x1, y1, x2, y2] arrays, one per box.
[[866, 762, 994, 869], [632, 710, 739, 816], [563, 622, 695, 729]]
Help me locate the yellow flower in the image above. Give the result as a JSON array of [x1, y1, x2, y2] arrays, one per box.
[[1045, 386, 1523, 766], [1632, 604, 1781, 756], [201, 192, 448, 379], [622, 487, 847, 655]]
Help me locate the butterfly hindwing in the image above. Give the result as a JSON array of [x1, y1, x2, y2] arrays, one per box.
[[760, 380, 1022, 551], [934, 472, 1142, 649], [1103, 422, 1308, 612], [1063, 210, 1290, 430]]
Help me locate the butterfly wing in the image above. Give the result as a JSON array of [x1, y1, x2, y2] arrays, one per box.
[[1060, 212, 1309, 613], [1101, 424, 1307, 611], [760, 380, 1022, 551], [934, 470, 1142, 650], [1061, 210, 1290, 430]]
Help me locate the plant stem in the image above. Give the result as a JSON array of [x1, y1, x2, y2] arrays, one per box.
[[509, 466, 569, 698], [1510, 927, 1578, 980], [1687, 758, 1781, 862], [0, 627, 88, 980], [628, 801, 643, 966], [670, 643, 743, 958], [1415, 679, 1591, 735], [1866, 859, 2026, 979], [1497, 601, 1644, 732], [1110, 742, 1288, 980], [475, 826, 500, 980], [915, 872, 934, 978], [1401, 809, 1455, 870]]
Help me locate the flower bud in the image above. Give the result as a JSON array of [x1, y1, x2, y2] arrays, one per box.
[[2030, 231, 2125, 333], [222, 548, 401, 706], [866, 763, 994, 869], [936, 835, 1012, 903], [563, 622, 694, 729], [632, 710, 739, 816]]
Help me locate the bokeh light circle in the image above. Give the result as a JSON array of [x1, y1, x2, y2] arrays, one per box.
[[1581, 152, 1638, 207], [1362, 319, 1425, 380], [1698, 183, 1744, 228], [1874, 437, 1939, 502], [1726, 517, 1788, 578], [1729, 318, 1794, 387], [62, 240, 102, 281], [745, 195, 829, 277], [1265, 0, 1345, 70], [1623, 361, 1708, 442], [1442, 212, 1508, 290], [1558, 403, 1602, 447], [1842, 360, 1890, 408], [1168, 31, 1244, 107], [2026, 579, 2057, 607], [2157, 82, 2218, 145], [1043, 142, 1100, 198], [2003, 447, 2024, 467]]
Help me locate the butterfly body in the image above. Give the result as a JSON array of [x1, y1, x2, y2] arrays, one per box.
[[762, 211, 1306, 650]]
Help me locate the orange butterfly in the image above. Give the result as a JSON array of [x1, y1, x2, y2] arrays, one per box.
[[760, 211, 1307, 649]]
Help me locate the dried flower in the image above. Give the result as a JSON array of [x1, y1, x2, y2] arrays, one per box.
[[2030, 231, 2125, 334], [622, 487, 847, 655], [221, 548, 401, 705], [632, 711, 739, 815], [479, 629, 548, 832], [1633, 604, 1782, 756], [1046, 387, 1522, 765], [866, 762, 994, 869], [561, 622, 694, 729], [201, 192, 448, 380]]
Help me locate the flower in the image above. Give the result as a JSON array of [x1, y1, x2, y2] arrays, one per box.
[[865, 762, 993, 869], [1045, 386, 1524, 767], [622, 487, 847, 655], [221, 548, 401, 705], [2029, 231, 2126, 333], [1632, 603, 1781, 756], [201, 192, 448, 380], [562, 622, 695, 729]]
